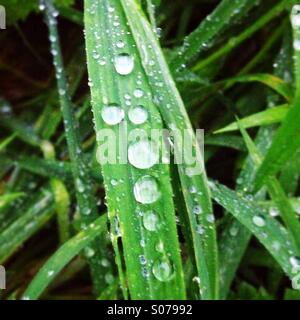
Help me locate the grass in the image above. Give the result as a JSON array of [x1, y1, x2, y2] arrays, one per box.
[[0, 0, 300, 300]]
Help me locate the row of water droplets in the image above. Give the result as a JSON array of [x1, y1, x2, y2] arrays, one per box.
[[88, 3, 174, 283]]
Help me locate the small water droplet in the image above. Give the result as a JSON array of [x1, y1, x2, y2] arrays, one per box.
[[139, 255, 147, 265], [116, 40, 125, 48], [128, 106, 148, 124], [290, 256, 300, 268], [152, 258, 174, 282], [114, 53, 134, 75], [143, 211, 159, 231], [133, 176, 161, 204], [101, 104, 124, 125], [252, 215, 266, 227], [133, 88, 144, 98]]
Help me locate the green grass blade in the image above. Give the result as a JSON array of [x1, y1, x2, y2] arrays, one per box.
[[170, 0, 258, 72], [42, 0, 108, 293], [255, 6, 300, 189], [120, 0, 219, 299], [22, 215, 107, 300], [215, 104, 289, 133], [210, 181, 298, 279], [85, 0, 185, 299], [193, 0, 287, 72]]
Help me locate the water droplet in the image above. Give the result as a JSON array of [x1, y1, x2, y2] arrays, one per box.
[[155, 241, 164, 253], [128, 106, 148, 124], [128, 139, 159, 169], [116, 40, 125, 48], [133, 176, 161, 204], [269, 207, 279, 217], [114, 53, 134, 75], [101, 104, 124, 125], [84, 247, 95, 258], [47, 270, 54, 277], [252, 215, 266, 227], [229, 226, 238, 237], [152, 258, 174, 282], [206, 214, 215, 223], [196, 225, 204, 235], [291, 5, 300, 28], [290, 256, 300, 268], [139, 255, 147, 265], [294, 40, 300, 51], [133, 88, 144, 98], [143, 211, 159, 231], [193, 205, 203, 215]]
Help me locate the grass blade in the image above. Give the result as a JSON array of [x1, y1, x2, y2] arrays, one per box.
[[22, 215, 107, 300], [120, 0, 219, 299], [85, 0, 185, 299]]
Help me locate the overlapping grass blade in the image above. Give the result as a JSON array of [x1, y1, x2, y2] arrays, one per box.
[[22, 215, 107, 300], [215, 104, 289, 133], [85, 0, 185, 299], [120, 0, 219, 299], [255, 6, 300, 189], [42, 0, 108, 293]]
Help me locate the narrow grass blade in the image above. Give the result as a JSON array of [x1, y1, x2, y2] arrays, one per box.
[[255, 6, 300, 189], [193, 0, 287, 71], [170, 0, 258, 72], [42, 0, 108, 293], [22, 215, 107, 300], [215, 104, 289, 133], [120, 0, 219, 299], [210, 181, 298, 279], [85, 0, 185, 299]]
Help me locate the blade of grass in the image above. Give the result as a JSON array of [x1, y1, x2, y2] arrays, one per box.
[[215, 104, 289, 133], [120, 0, 219, 299], [22, 215, 107, 300], [255, 6, 300, 189], [42, 0, 108, 294], [85, 0, 185, 299]]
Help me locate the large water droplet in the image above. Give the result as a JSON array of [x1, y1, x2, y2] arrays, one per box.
[[101, 104, 124, 125], [128, 139, 159, 169], [128, 106, 148, 124], [152, 258, 174, 282], [114, 53, 134, 75], [252, 215, 266, 227], [133, 176, 161, 204], [143, 211, 159, 231]]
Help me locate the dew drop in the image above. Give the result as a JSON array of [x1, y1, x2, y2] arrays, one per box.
[[152, 258, 174, 282], [133, 88, 144, 98], [139, 255, 147, 265], [252, 215, 266, 227], [116, 40, 125, 48], [291, 5, 300, 29], [133, 176, 161, 204], [128, 106, 148, 124], [193, 205, 203, 215], [101, 104, 124, 125], [143, 211, 159, 231], [128, 139, 159, 169], [114, 53, 134, 75], [290, 256, 300, 268]]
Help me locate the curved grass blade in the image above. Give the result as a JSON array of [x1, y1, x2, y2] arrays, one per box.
[[0, 188, 55, 264], [120, 0, 219, 299], [193, 0, 287, 72], [210, 181, 298, 280], [22, 215, 107, 300], [170, 0, 258, 72], [42, 0, 109, 293], [255, 6, 300, 189], [85, 0, 185, 299], [215, 104, 289, 133]]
